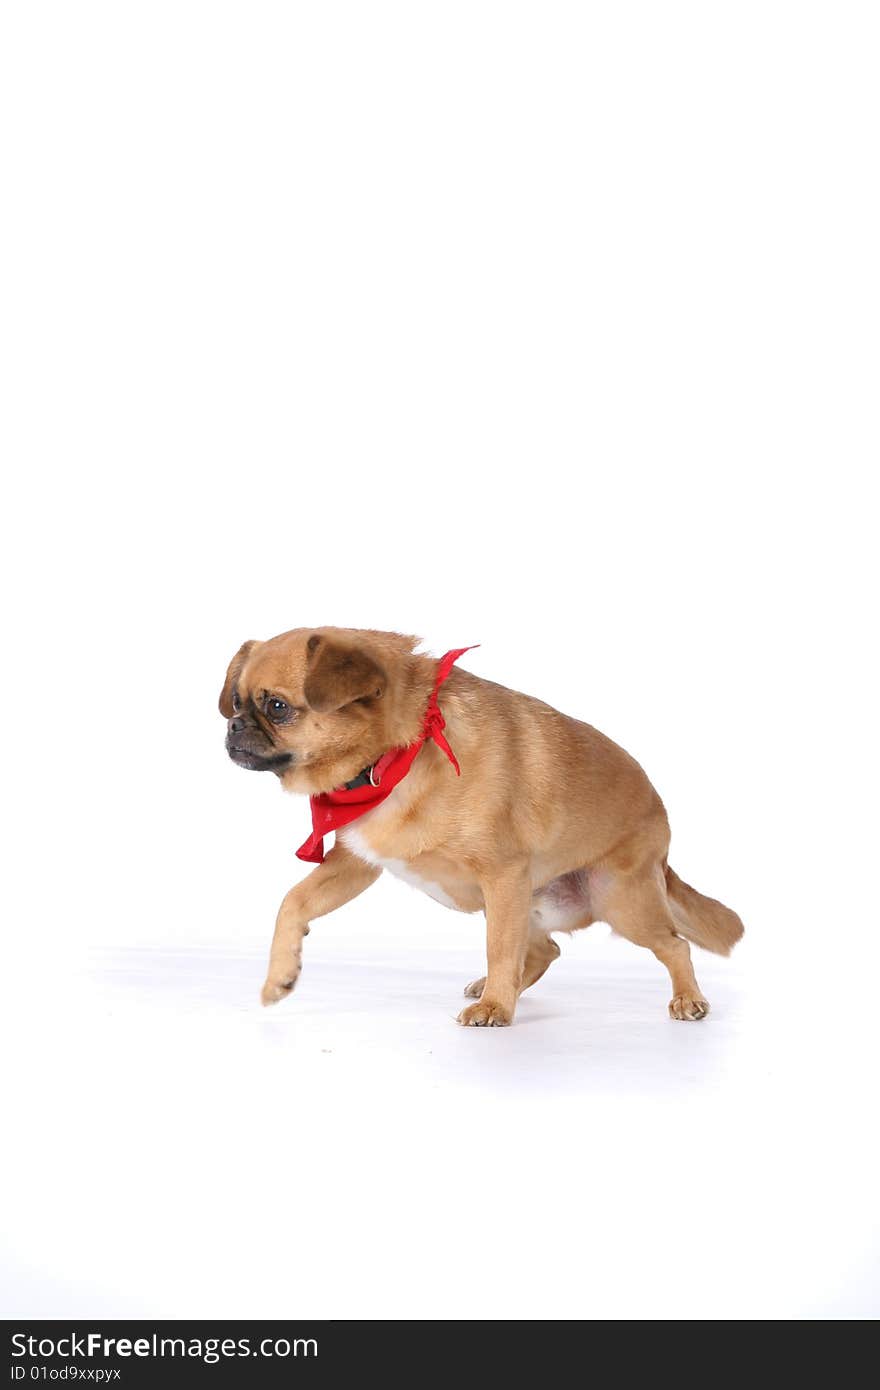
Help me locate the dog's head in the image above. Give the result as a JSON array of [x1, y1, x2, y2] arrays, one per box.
[[219, 627, 420, 794]]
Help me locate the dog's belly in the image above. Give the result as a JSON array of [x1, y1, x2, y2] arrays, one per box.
[[530, 868, 596, 933], [339, 824, 600, 926], [339, 826, 481, 912]]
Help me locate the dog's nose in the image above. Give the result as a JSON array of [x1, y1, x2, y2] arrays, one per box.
[[229, 717, 246, 734]]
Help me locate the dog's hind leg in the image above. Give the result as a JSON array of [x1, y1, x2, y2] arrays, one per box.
[[594, 865, 710, 1020]]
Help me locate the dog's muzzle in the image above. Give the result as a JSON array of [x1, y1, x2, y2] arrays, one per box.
[[225, 718, 292, 773]]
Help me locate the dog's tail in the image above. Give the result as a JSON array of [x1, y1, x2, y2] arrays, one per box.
[[665, 866, 744, 956]]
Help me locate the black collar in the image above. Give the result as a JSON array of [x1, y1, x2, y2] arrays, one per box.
[[343, 764, 375, 791]]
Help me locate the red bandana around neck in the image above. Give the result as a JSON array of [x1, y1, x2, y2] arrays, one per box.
[[295, 646, 475, 865]]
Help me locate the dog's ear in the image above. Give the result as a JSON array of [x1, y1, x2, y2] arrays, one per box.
[[303, 635, 387, 713], [219, 640, 258, 717]]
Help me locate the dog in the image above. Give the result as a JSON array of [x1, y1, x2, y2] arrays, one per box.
[[220, 628, 743, 1025]]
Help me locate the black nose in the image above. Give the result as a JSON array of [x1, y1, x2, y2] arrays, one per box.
[[229, 717, 246, 734]]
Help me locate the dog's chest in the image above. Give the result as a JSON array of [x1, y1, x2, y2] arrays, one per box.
[[339, 825, 463, 910]]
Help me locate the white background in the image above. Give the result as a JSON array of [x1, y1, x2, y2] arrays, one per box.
[[2, 2, 878, 1320]]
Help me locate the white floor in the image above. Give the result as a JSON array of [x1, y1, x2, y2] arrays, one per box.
[[3, 890, 878, 1320]]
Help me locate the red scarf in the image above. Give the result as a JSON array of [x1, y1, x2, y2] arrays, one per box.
[[296, 647, 475, 864]]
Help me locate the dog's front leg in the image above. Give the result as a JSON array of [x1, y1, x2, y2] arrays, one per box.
[[457, 861, 531, 1027], [261, 844, 381, 1006]]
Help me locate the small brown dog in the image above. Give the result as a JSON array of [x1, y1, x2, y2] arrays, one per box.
[[220, 628, 743, 1025]]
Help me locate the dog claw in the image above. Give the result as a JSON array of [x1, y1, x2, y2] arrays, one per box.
[[456, 999, 513, 1027], [669, 994, 710, 1021], [261, 977, 298, 1006]]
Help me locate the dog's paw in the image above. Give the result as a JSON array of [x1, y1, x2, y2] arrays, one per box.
[[261, 962, 301, 1007], [669, 993, 710, 1021], [463, 975, 486, 998], [457, 998, 513, 1027]]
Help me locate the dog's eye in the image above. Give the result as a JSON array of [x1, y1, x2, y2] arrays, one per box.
[[231, 691, 241, 713], [265, 697, 289, 723]]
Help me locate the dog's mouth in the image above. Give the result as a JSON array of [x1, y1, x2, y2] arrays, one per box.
[[226, 744, 293, 773]]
